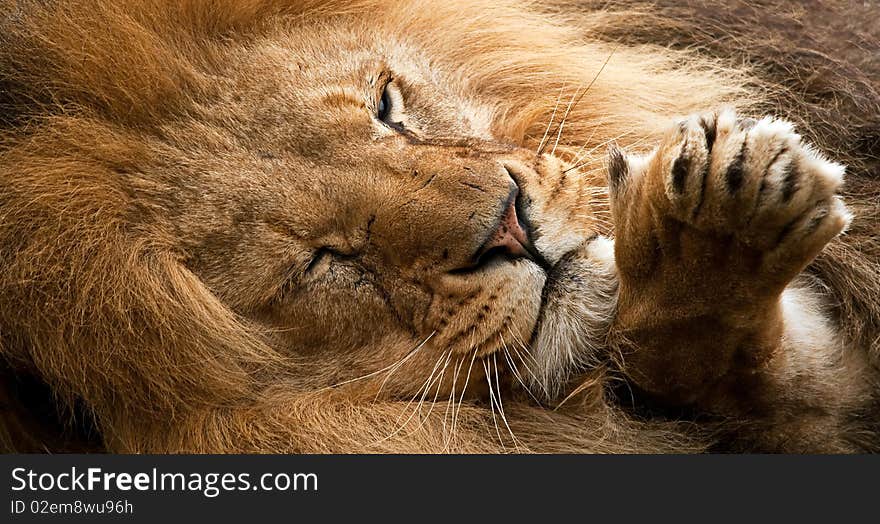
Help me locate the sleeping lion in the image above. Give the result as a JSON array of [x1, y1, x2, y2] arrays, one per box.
[[1, 0, 879, 453]]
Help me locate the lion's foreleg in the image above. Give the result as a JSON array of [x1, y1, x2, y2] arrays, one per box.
[[605, 109, 877, 452]]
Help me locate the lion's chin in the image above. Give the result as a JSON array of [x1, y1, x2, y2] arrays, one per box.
[[525, 236, 618, 400]]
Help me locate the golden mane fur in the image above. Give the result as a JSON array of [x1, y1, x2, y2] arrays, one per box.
[[1, 0, 878, 453]]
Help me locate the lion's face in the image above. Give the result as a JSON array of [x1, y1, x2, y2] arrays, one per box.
[[144, 24, 599, 398]]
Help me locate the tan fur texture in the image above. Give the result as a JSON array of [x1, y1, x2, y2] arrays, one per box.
[[1, 0, 878, 453]]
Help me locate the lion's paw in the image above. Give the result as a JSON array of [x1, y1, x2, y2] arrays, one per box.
[[609, 108, 850, 293]]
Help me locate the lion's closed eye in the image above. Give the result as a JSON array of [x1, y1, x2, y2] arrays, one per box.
[[304, 248, 335, 280], [297, 245, 367, 288]]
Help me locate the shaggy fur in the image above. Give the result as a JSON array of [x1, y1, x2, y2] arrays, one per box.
[[0, 0, 878, 453]]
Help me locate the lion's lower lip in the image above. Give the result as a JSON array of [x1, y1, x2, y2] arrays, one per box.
[[526, 245, 586, 346], [448, 251, 542, 276], [449, 249, 530, 275], [526, 267, 560, 347]]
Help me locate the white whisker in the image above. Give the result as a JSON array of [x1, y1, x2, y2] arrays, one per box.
[[483, 359, 504, 446], [326, 331, 435, 392], [374, 347, 449, 445], [442, 356, 464, 452], [550, 47, 617, 157], [500, 331, 543, 405], [412, 349, 453, 432], [493, 352, 519, 449], [550, 86, 582, 157], [452, 342, 480, 447], [536, 83, 567, 155], [502, 345, 543, 406]]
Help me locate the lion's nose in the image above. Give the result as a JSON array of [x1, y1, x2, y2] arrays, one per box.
[[480, 195, 529, 256], [469, 186, 539, 269]]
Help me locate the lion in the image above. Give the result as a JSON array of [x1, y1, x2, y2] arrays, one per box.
[[1, 0, 879, 453]]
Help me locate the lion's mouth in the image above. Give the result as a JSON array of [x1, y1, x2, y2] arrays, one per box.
[[449, 185, 551, 276]]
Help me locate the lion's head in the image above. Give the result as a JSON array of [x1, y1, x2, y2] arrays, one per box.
[[163, 22, 608, 394], [0, 0, 748, 451]]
